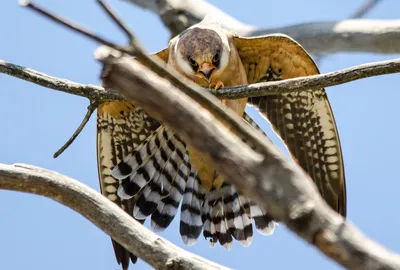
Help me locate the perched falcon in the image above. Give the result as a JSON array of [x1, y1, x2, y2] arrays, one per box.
[[97, 16, 346, 269]]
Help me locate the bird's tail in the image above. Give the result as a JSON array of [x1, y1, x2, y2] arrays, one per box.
[[112, 122, 275, 248]]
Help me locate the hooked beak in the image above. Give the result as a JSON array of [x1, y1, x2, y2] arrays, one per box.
[[199, 63, 215, 83]]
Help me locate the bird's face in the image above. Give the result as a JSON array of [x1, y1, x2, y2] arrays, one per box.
[[174, 27, 230, 83]]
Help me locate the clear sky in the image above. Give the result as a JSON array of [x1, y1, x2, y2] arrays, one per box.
[[1, 1, 400, 269]]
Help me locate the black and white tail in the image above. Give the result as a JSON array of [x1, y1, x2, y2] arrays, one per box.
[[112, 118, 276, 248]]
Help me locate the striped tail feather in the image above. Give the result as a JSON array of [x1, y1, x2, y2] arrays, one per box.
[[112, 126, 192, 232], [180, 171, 207, 246], [150, 149, 190, 232], [113, 126, 176, 199], [202, 183, 253, 249], [133, 134, 188, 220], [111, 115, 276, 249], [249, 201, 275, 235]]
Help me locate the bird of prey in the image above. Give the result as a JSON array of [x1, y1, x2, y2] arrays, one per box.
[[97, 16, 346, 269]]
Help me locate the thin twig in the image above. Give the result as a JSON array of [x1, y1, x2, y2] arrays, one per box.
[[96, 0, 135, 42], [53, 102, 97, 158], [350, 0, 382, 18], [20, 1, 134, 55]]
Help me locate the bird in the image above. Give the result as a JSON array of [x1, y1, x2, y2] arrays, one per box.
[[96, 15, 346, 269]]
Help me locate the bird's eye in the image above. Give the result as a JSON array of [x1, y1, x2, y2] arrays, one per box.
[[188, 57, 197, 66], [187, 57, 198, 71], [212, 52, 220, 65]]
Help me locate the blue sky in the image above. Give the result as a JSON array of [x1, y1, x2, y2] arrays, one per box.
[[1, 1, 400, 269]]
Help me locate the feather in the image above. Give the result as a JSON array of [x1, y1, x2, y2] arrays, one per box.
[[180, 172, 206, 246]]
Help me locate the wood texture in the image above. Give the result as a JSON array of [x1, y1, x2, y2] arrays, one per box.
[[0, 163, 229, 270], [96, 52, 400, 270]]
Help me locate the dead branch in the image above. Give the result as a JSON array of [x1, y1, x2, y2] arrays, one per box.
[[314, 0, 382, 64], [2, 57, 399, 101], [123, 0, 255, 37], [0, 163, 230, 270], [5, 2, 400, 269], [96, 48, 400, 270], [0, 59, 119, 102], [124, 0, 400, 54]]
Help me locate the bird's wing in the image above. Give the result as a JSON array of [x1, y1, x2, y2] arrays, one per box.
[[97, 101, 160, 269], [234, 34, 346, 216], [96, 49, 169, 269]]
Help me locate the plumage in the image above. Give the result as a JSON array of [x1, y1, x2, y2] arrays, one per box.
[[97, 101, 160, 269], [97, 16, 346, 269]]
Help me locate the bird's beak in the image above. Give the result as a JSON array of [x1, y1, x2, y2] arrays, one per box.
[[199, 63, 215, 83]]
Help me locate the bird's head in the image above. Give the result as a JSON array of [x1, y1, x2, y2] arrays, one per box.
[[174, 26, 230, 83]]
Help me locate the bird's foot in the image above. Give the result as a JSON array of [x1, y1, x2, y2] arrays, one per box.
[[209, 81, 224, 90]]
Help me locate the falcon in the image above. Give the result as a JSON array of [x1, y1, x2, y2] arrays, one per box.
[[97, 16, 346, 269]]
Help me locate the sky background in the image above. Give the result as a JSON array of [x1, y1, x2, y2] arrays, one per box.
[[1, 1, 400, 269]]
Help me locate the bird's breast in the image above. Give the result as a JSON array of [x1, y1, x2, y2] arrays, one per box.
[[171, 53, 248, 190]]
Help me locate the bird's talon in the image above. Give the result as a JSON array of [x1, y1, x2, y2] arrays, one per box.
[[209, 81, 224, 90]]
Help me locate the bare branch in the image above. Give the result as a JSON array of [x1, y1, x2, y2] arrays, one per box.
[[7, 2, 400, 269], [96, 50, 400, 270], [53, 102, 97, 158], [124, 0, 400, 54], [122, 0, 255, 36], [251, 20, 400, 54], [2, 57, 400, 102], [314, 0, 382, 64], [0, 163, 229, 270], [0, 59, 121, 102], [214, 57, 400, 99]]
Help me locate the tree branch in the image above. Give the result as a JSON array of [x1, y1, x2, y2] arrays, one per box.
[[0, 163, 230, 270], [123, 0, 255, 37], [124, 0, 400, 54], [314, 0, 383, 64], [2, 57, 399, 102], [96, 49, 400, 270], [252, 20, 400, 54], [0, 59, 120, 102], [214, 57, 400, 99], [7, 2, 400, 269]]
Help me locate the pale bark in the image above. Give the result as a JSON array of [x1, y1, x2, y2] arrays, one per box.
[[96, 50, 400, 270], [0, 163, 230, 270], [124, 0, 400, 54]]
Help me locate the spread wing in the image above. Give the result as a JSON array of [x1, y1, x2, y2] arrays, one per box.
[[234, 34, 346, 216], [96, 49, 169, 269], [97, 101, 160, 269]]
